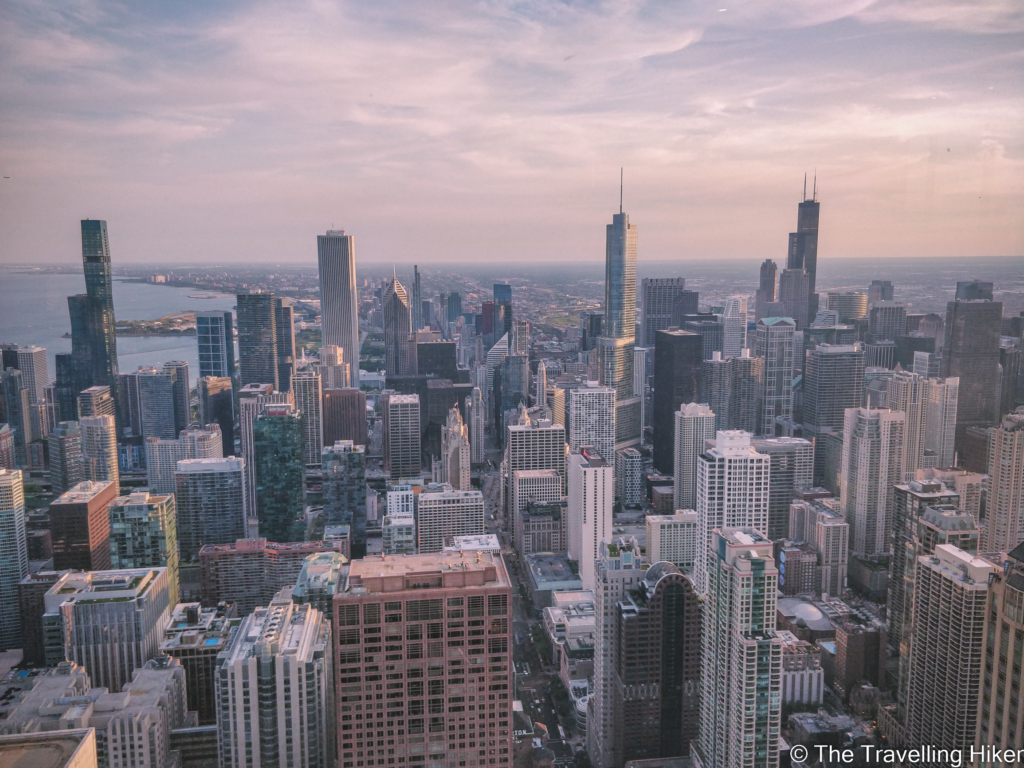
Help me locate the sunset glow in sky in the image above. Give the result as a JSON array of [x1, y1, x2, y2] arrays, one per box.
[[1, 0, 1022, 264]]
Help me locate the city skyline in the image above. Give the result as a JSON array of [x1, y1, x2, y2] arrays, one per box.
[[0, 2, 1021, 265]]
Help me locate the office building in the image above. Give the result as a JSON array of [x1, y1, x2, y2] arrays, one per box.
[[291, 550, 347, 623], [174, 457, 247, 562], [825, 291, 868, 323], [639, 278, 688, 349], [238, 383, 289, 507], [869, 301, 908, 343], [0, 369, 30, 465], [646, 511, 698, 570], [159, 602, 240, 725], [236, 292, 278, 389], [53, 352, 78, 423], [441, 405, 471, 490], [695, 528, 782, 768], [611, 563, 701, 763], [292, 369, 323, 469], [652, 329, 702, 473], [136, 366, 179, 440], [868, 279, 894, 304], [50, 479, 116, 571], [942, 295, 1003, 440], [615, 447, 644, 505], [902, 546, 990, 756], [216, 592, 333, 768], [382, 509, 416, 555], [80, 415, 119, 488], [674, 403, 716, 511], [78, 384, 115, 420], [194, 310, 235, 379], [1, 343, 48, 407], [323, 387, 368, 447], [516, 499, 567, 557], [700, 350, 762, 433], [317, 344, 351, 388], [983, 408, 1024, 553], [197, 376, 234, 453], [839, 408, 905, 556], [49, 420, 85, 493], [108, 491, 179, 606], [161, 361, 192, 435], [411, 264, 423, 331], [0, 469, 28, 651], [383, 392, 421, 479], [322, 440, 367, 557], [511, 468, 563, 531], [589, 538, 646, 768], [0, 728, 98, 768], [467, 386, 485, 464], [43, 568, 172, 692], [802, 344, 865, 444], [568, 384, 616, 465], [0, 424, 13, 469], [751, 437, 813, 540], [199, 538, 342, 616], [504, 417, 566, 534], [567, 449, 613, 591], [145, 425, 223, 495], [334, 551, 512, 768], [755, 317, 796, 436], [788, 501, 850, 598], [778, 268, 812, 329], [719, 295, 748, 357], [274, 297, 296, 391], [253, 404, 305, 542], [755, 260, 777, 321], [383, 273, 416, 376], [68, 220, 120, 416], [416, 485, 485, 553], [787, 185, 821, 317], [318, 229, 360, 386]]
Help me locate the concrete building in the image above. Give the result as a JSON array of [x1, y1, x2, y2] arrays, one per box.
[[719, 295, 748, 358], [322, 440, 367, 558], [652, 330, 702, 473], [50, 480, 116, 572], [416, 485, 485, 554], [108, 492, 179, 607], [174, 457, 247, 562], [568, 384, 616, 466], [567, 449, 614, 592], [290, 550, 348, 623], [145, 426, 223, 495], [542, 590, 596, 667], [467, 386, 486, 464], [322, 387, 368, 451], [333, 551, 513, 768], [615, 447, 644, 505], [441, 405, 471, 490], [384, 392, 421, 479], [79, 415, 118, 488], [694, 529, 782, 768], [673, 403, 716, 511], [511, 469, 562, 533], [777, 630, 825, 705], [516, 499, 568, 557], [646, 511, 698, 570], [43, 568, 173, 692], [216, 592, 333, 768], [750, 437, 813, 540], [504, 418, 566, 535], [755, 317, 796, 436], [0, 729, 98, 768], [316, 344, 351, 389], [802, 344, 865, 480], [159, 602, 240, 725], [700, 350, 762, 434], [694, 432, 770, 595], [292, 369, 323, 469], [983, 408, 1024, 553], [49, 421, 85, 494], [0, 468, 28, 651]]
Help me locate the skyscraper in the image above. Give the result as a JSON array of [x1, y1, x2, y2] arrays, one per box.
[[868, 279, 894, 304], [0, 369, 31, 465], [163, 361, 191, 434], [322, 387, 368, 447], [383, 392, 421, 479], [136, 365, 180, 440], [719, 295, 748, 357], [694, 433, 771, 594], [145, 425, 223, 495], [777, 268, 812, 330], [53, 352, 78, 423], [68, 220, 119, 416], [49, 479, 116, 571], [174, 456, 247, 561], [504, 417, 566, 532], [616, 447, 645, 505], [787, 180, 820, 317], [567, 448, 613, 591], [754, 260, 778, 321], [568, 384, 616, 465], [467, 386, 485, 464], [441, 405, 471, 490], [755, 317, 796, 436], [317, 229, 360, 386], [253, 404, 305, 542], [197, 376, 235, 453], [941, 294, 1003, 443], [274, 297, 296, 391], [416, 485, 485, 553], [316, 344, 350, 388], [77, 384, 115, 419], [411, 264, 423, 331], [840, 408, 905, 556], [321, 440, 366, 557], [48, 421, 84, 493], [0, 344, 48, 405], [291, 369, 323, 469], [639, 277, 687, 349], [695, 528, 782, 768], [652, 329, 702, 473], [0, 468, 28, 651], [700, 351, 762, 433], [803, 344, 865, 481], [238, 383, 289, 512], [869, 301, 908, 343], [751, 437, 814, 540], [194, 310, 235, 380], [236, 292, 278, 389], [383, 273, 415, 376], [79, 414, 119, 488], [673, 403, 716, 511], [983, 408, 1024, 553], [825, 291, 868, 322], [108, 491, 179, 606]]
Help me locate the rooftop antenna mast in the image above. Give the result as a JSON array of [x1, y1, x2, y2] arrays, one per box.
[[803, 173, 807, 202], [620, 168, 623, 214], [813, 169, 817, 202]]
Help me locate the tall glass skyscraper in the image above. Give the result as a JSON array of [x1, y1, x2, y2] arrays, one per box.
[[317, 230, 360, 386], [195, 311, 235, 380], [236, 292, 278, 389]]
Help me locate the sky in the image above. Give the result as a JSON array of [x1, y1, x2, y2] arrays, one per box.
[[1, 0, 1022, 265]]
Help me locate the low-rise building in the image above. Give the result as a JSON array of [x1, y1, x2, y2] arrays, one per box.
[[541, 590, 596, 666], [291, 551, 348, 623], [525, 553, 583, 609], [777, 630, 824, 705]]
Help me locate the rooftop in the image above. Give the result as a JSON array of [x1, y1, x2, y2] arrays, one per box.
[[0, 729, 97, 768], [346, 551, 510, 594], [51, 481, 115, 506], [526, 552, 581, 587]]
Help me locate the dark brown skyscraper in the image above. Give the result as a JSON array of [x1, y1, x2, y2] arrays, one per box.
[[49, 479, 116, 571], [323, 388, 368, 447], [652, 329, 702, 473], [755, 259, 778, 321], [787, 179, 821, 317], [941, 295, 1002, 446]]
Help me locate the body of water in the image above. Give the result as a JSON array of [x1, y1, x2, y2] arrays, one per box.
[[0, 270, 237, 386]]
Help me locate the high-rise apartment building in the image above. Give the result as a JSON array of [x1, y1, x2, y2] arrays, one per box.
[[646, 511, 699, 569], [504, 418, 566, 531], [236, 292, 279, 389], [77, 384, 115, 419], [253, 404, 305, 542], [384, 274, 416, 376], [983, 408, 1024, 552], [1, 369, 31, 465], [383, 392, 421, 479], [333, 551, 513, 768], [292, 369, 323, 469], [198, 376, 234, 452], [1, 344, 48, 405], [755, 317, 796, 435], [441, 405, 471, 490], [323, 387, 368, 447], [0, 469, 28, 651], [755, 260, 777, 322], [942, 295, 1002, 441], [694, 433, 770, 594], [700, 350, 762, 433], [719, 295, 748, 357], [615, 447, 644, 505], [108, 491, 179, 606], [639, 277, 687, 349], [567, 449, 613, 591], [274, 297, 296, 392], [174, 457, 247, 562], [80, 414, 119, 488], [802, 343, 865, 435], [43, 567, 172, 692], [317, 344, 351, 388], [318, 229, 360, 386], [291, 550, 348, 623], [48, 420, 85, 493], [751, 437, 813, 540], [673, 403, 716, 511], [136, 365, 179, 440], [216, 592, 333, 768], [869, 301, 908, 343], [840, 408, 905, 556], [145, 425, 223, 494], [50, 479, 116, 571], [194, 310, 235, 379], [322, 440, 367, 557], [787, 501, 850, 598], [467, 387, 485, 464], [567, 384, 615, 465], [238, 383, 290, 512], [0, 424, 14, 470], [652, 329, 702, 473], [695, 528, 782, 768]]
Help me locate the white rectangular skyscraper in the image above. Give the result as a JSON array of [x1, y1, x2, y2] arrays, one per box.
[[567, 448, 613, 591], [674, 403, 716, 511], [568, 383, 616, 464], [317, 229, 360, 386]]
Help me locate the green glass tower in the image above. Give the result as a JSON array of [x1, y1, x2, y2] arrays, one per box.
[[253, 404, 305, 541]]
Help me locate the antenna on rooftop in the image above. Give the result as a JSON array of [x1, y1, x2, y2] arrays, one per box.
[[620, 168, 623, 214], [803, 173, 807, 202], [813, 169, 818, 202]]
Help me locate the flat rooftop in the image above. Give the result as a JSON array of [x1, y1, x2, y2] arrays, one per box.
[[0, 730, 96, 768], [526, 553, 580, 587], [346, 551, 510, 594], [51, 481, 114, 506]]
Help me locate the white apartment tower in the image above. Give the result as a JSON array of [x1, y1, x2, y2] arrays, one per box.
[[292, 369, 323, 469], [840, 408, 905, 556], [145, 425, 223, 495], [567, 449, 614, 591], [925, 376, 958, 468], [317, 229, 360, 386], [674, 403, 716, 511], [695, 528, 783, 768], [80, 414, 119, 488], [441, 405, 471, 490], [646, 510, 698, 570], [0, 469, 28, 651], [694, 431, 770, 595], [984, 408, 1024, 552], [504, 418, 566, 535], [720, 295, 748, 359], [886, 372, 959, 480], [568, 383, 616, 465], [383, 393, 421, 480]]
